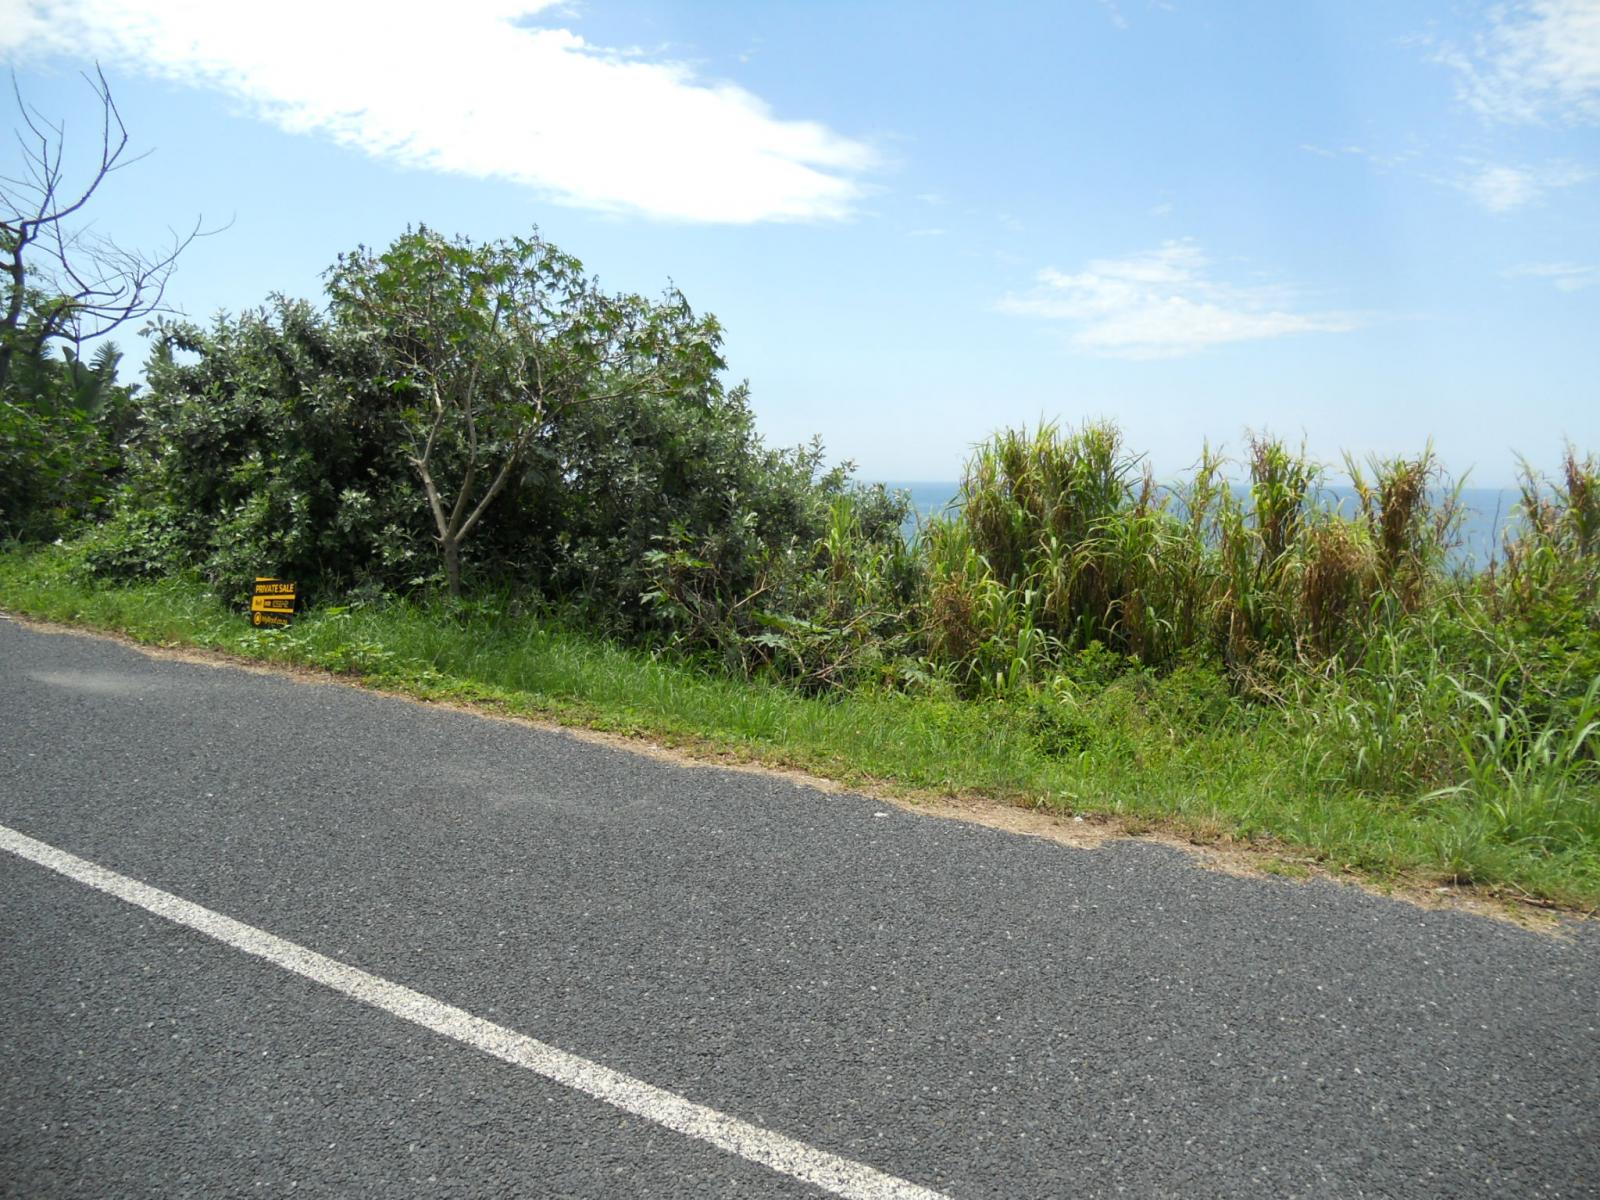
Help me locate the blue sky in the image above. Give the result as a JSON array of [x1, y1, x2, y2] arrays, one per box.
[[3, 0, 1597, 484]]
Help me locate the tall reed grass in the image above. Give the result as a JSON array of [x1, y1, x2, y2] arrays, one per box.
[[919, 425, 1463, 692], [904, 425, 1599, 894]]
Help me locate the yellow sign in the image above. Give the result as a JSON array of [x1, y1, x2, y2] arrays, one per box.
[[250, 577, 298, 627]]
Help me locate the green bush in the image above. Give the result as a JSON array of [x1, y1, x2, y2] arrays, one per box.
[[643, 485, 919, 691], [0, 343, 132, 542], [85, 229, 893, 633], [127, 300, 425, 599]]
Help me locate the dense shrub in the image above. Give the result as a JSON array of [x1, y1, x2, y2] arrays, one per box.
[[520, 384, 873, 632], [123, 300, 425, 598], [0, 343, 133, 542], [643, 484, 919, 691], [90, 230, 881, 628]]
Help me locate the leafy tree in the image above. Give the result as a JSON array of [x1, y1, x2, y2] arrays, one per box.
[[325, 226, 725, 596], [91, 225, 873, 622]]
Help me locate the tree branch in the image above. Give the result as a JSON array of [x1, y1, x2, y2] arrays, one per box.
[[457, 416, 543, 544], [1, 65, 213, 389]]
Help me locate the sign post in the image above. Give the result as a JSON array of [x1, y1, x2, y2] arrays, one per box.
[[250, 578, 298, 627]]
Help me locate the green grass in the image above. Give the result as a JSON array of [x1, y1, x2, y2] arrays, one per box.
[[4, 543, 1596, 911]]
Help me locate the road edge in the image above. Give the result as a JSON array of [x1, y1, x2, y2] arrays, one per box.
[[2, 608, 1579, 933]]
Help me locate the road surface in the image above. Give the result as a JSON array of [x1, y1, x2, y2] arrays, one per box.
[[2, 619, 1596, 1197]]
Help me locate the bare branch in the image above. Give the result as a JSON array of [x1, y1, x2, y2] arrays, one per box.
[[1, 65, 213, 390]]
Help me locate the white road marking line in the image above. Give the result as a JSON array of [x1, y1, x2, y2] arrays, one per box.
[[1, 823, 951, 1200]]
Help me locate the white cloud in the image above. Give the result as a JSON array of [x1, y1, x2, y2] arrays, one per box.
[[1506, 260, 1600, 289], [998, 240, 1357, 359], [0, 0, 874, 223], [1454, 160, 1593, 210], [1436, 0, 1600, 124]]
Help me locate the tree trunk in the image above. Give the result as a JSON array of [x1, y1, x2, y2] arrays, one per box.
[[442, 536, 462, 599]]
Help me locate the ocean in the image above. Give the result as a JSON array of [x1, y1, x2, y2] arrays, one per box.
[[873, 482, 1526, 570]]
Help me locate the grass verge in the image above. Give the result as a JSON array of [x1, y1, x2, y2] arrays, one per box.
[[3, 545, 1595, 914]]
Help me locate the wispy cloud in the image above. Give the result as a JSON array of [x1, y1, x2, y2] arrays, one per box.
[[1299, 135, 1588, 215], [1094, 0, 1177, 29], [1095, 0, 1130, 31], [998, 240, 1358, 359], [0, 0, 875, 223], [1453, 160, 1593, 210], [1433, 0, 1600, 124], [1298, 142, 1419, 171], [1506, 260, 1600, 290]]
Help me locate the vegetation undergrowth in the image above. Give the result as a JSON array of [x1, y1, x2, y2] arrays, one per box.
[[4, 543, 1596, 911], [5, 222, 1597, 914]]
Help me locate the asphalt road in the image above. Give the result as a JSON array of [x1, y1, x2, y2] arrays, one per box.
[[2, 618, 1596, 1198]]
